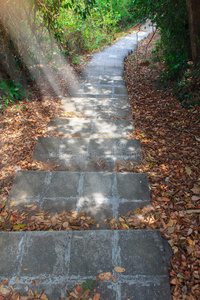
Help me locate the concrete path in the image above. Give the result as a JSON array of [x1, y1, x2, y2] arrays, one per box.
[[0, 21, 172, 299]]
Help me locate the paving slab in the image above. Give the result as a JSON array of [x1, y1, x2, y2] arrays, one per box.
[[7, 171, 150, 220], [61, 97, 132, 118], [33, 137, 142, 171], [0, 230, 171, 300], [47, 117, 135, 138]]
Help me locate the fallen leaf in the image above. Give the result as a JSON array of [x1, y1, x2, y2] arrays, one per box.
[[51, 216, 57, 226], [187, 228, 193, 235], [133, 208, 141, 214], [31, 205, 37, 211], [113, 274, 117, 283], [167, 219, 176, 227], [191, 184, 200, 195], [28, 287, 34, 297], [114, 266, 125, 273], [170, 278, 178, 285], [93, 293, 100, 300], [121, 223, 130, 230], [63, 221, 69, 229], [157, 197, 170, 202], [1, 280, 9, 286], [191, 195, 200, 201], [13, 224, 26, 230], [185, 166, 192, 176], [0, 286, 11, 296], [186, 209, 200, 214], [75, 284, 83, 295], [69, 292, 79, 299], [32, 280, 36, 287], [98, 272, 112, 282]]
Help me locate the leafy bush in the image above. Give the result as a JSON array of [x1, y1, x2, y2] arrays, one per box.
[[53, 0, 137, 56], [132, 0, 190, 80], [0, 79, 28, 110]]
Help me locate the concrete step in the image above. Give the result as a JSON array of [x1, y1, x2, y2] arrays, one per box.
[[73, 82, 128, 97], [33, 137, 142, 172], [61, 96, 131, 118], [7, 171, 150, 220], [0, 230, 172, 299], [48, 117, 135, 138]]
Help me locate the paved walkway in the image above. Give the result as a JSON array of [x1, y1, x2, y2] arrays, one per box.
[[0, 22, 172, 299]]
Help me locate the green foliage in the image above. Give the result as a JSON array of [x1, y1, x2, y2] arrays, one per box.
[[174, 63, 200, 108], [53, 0, 137, 55], [0, 79, 28, 110], [82, 279, 98, 291], [132, 0, 190, 80]]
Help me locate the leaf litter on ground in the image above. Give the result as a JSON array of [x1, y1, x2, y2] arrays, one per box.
[[121, 31, 200, 300]]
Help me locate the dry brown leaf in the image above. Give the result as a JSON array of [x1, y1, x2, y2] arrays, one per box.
[[186, 209, 200, 214], [0, 285, 11, 296], [28, 287, 34, 297], [69, 292, 79, 298], [185, 166, 192, 176], [133, 208, 141, 214], [75, 284, 83, 295], [51, 216, 57, 226], [191, 195, 200, 201], [32, 280, 36, 287], [98, 272, 112, 282], [63, 221, 69, 229], [157, 197, 170, 202], [93, 293, 100, 300], [31, 205, 37, 211], [114, 267, 125, 273], [191, 184, 200, 195], [167, 219, 176, 227], [113, 274, 117, 283], [170, 278, 178, 285]]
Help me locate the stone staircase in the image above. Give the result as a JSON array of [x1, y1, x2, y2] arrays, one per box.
[[0, 22, 172, 299]]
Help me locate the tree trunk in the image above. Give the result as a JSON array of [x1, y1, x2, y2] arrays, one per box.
[[186, 0, 200, 63]]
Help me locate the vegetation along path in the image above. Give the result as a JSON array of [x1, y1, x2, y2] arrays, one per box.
[[0, 22, 173, 299]]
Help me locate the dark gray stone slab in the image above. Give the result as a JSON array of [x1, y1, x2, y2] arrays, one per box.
[[81, 172, 113, 198], [44, 171, 80, 198], [48, 117, 135, 138], [61, 100, 132, 118], [121, 278, 172, 300], [7, 171, 47, 207], [33, 138, 142, 171], [96, 106, 131, 118], [0, 232, 25, 277], [6, 171, 150, 219], [92, 119, 135, 137], [20, 232, 69, 276], [116, 173, 150, 201], [118, 230, 169, 276], [48, 117, 92, 136], [70, 231, 113, 276]]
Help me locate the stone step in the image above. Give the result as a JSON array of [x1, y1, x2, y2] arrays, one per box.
[[7, 171, 150, 220], [73, 82, 128, 97], [48, 117, 135, 138], [61, 96, 131, 118], [0, 230, 172, 299], [79, 74, 125, 85], [33, 137, 142, 172]]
